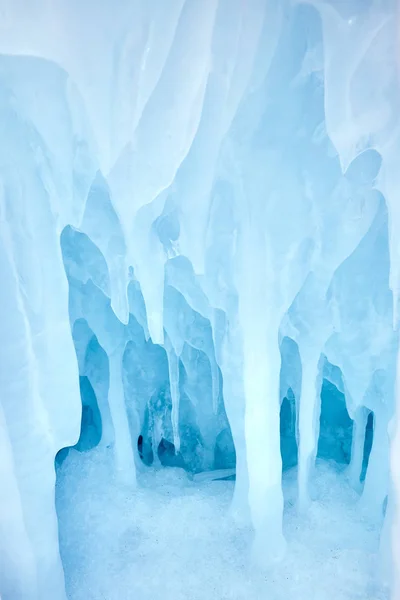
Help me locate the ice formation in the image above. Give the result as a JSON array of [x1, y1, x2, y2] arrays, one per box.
[[0, 0, 399, 599]]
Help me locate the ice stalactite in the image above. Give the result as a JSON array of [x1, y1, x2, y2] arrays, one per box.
[[180, 343, 217, 470], [377, 107, 400, 598], [235, 220, 284, 560], [297, 351, 323, 510], [348, 406, 369, 492], [244, 329, 285, 563], [362, 407, 390, 520], [305, 0, 397, 173], [324, 201, 396, 530], [304, 3, 399, 554], [127, 198, 167, 346], [64, 247, 136, 484], [80, 173, 129, 324], [219, 322, 249, 521], [164, 334, 181, 454], [279, 337, 301, 472], [382, 143, 400, 328], [0, 54, 95, 600], [1, 0, 400, 598], [107, 344, 136, 485], [302, 5, 400, 576]]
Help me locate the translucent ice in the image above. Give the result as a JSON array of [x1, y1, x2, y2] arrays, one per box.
[[0, 1, 399, 599]]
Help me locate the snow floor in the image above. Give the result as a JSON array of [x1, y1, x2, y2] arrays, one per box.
[[56, 448, 389, 600]]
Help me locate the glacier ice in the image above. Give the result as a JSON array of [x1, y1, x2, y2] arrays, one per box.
[[0, 0, 400, 599]]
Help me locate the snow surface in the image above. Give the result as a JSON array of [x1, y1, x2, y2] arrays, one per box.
[[56, 448, 387, 600]]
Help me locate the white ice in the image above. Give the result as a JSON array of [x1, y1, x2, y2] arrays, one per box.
[[56, 447, 386, 600], [0, 0, 400, 599]]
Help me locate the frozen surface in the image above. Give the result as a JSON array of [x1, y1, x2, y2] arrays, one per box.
[[0, 0, 400, 598], [56, 448, 387, 600]]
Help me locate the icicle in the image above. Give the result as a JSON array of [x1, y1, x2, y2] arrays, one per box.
[[107, 345, 136, 486], [218, 315, 249, 526], [80, 172, 130, 324], [165, 336, 181, 453], [210, 357, 219, 415], [297, 350, 323, 511], [348, 405, 369, 492], [361, 412, 389, 520], [85, 371, 114, 450], [378, 144, 400, 332], [150, 412, 163, 468], [244, 333, 286, 565]]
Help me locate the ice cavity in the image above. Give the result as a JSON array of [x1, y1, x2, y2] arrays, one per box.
[[0, 1, 399, 600]]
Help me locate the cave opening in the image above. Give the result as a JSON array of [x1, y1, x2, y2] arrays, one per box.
[[52, 99, 391, 599], [317, 377, 353, 465]]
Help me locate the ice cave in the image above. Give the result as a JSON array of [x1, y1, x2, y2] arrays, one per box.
[[1, 1, 400, 599]]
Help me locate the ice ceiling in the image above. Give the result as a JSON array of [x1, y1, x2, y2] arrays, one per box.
[[1, 0, 400, 599]]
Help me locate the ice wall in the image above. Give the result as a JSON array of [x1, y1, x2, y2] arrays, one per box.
[[0, 0, 399, 599]]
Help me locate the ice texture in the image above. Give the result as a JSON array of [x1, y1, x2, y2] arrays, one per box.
[[0, 1, 399, 599], [56, 449, 387, 600]]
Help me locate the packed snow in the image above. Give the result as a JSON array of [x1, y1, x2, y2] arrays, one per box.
[[56, 448, 387, 600]]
